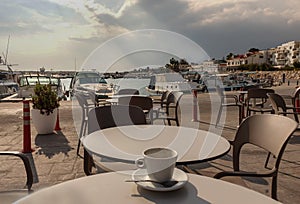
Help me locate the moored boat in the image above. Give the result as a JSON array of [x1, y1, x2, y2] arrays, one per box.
[[70, 71, 117, 97], [146, 72, 206, 94], [18, 74, 63, 98], [0, 70, 19, 99]]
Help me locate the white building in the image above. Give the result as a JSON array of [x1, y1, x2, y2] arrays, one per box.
[[266, 48, 277, 66], [225, 41, 300, 69], [226, 55, 247, 69], [192, 60, 223, 73], [245, 50, 268, 65], [273, 41, 300, 67], [226, 51, 269, 69]]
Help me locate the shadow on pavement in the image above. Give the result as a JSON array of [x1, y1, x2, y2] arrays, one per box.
[[289, 135, 300, 144], [34, 131, 73, 158]]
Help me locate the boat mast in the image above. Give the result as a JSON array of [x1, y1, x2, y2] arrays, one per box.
[[2, 35, 14, 73], [5, 35, 10, 65]]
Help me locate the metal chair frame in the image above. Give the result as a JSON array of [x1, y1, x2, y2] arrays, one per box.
[[74, 92, 95, 157], [0, 151, 33, 191], [215, 85, 243, 126], [245, 88, 275, 116], [214, 114, 298, 200], [153, 91, 183, 126]]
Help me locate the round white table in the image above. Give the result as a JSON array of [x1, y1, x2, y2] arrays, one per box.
[[83, 125, 231, 165], [16, 172, 280, 204]]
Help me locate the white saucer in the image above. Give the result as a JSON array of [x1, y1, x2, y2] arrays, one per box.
[[131, 168, 188, 191]]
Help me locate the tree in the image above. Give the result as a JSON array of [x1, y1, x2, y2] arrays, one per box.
[[165, 57, 190, 72], [166, 57, 180, 72], [226, 53, 234, 60], [293, 60, 300, 68], [179, 58, 189, 65], [248, 48, 260, 53], [169, 57, 178, 65]]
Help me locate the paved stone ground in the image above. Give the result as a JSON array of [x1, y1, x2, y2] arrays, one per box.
[[0, 83, 299, 203]]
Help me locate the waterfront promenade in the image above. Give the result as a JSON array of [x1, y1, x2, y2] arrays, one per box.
[[0, 84, 299, 203]]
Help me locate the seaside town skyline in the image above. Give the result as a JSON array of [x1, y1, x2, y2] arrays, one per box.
[[0, 0, 299, 71]]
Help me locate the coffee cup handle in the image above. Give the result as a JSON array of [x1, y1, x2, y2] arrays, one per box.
[[135, 157, 144, 168]]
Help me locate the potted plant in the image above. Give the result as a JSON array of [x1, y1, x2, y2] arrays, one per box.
[[31, 83, 60, 134]]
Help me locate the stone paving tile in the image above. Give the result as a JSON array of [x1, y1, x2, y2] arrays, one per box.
[[34, 163, 54, 176]]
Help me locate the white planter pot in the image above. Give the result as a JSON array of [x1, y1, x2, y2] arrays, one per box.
[[31, 108, 57, 135]]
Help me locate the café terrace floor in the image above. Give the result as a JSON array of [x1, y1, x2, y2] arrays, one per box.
[[0, 83, 299, 203]]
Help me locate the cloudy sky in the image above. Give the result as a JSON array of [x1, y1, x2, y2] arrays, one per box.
[[0, 0, 299, 71]]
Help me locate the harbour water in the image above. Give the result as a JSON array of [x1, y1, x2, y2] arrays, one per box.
[[2, 70, 299, 102]]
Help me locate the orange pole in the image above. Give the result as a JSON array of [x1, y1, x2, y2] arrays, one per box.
[[55, 108, 61, 131], [22, 100, 34, 153]]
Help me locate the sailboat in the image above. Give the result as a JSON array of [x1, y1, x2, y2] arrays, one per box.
[[0, 36, 19, 99], [145, 72, 206, 94]]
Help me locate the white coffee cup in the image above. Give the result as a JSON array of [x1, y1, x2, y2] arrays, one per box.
[[136, 147, 178, 182]]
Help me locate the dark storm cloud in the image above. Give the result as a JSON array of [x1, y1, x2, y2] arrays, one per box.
[[1, 0, 299, 70], [0, 0, 86, 36], [90, 0, 300, 59]]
